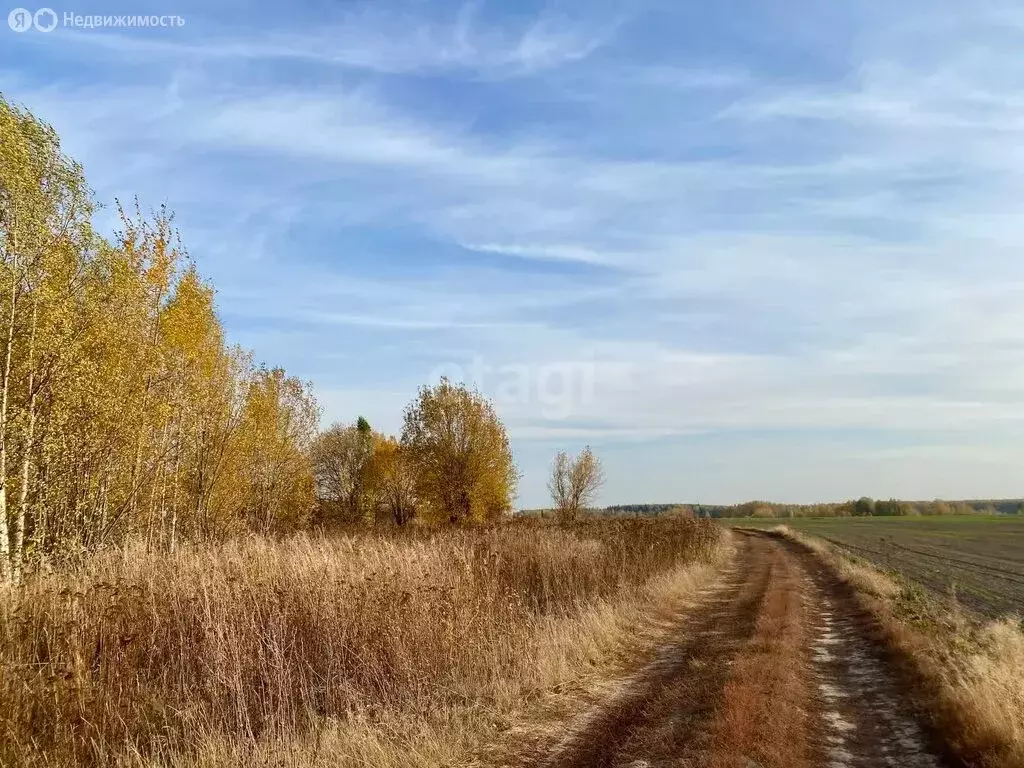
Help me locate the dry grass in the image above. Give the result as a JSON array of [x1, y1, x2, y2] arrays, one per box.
[[0, 519, 723, 767], [707, 550, 811, 768], [947, 618, 1024, 766], [770, 525, 900, 598], [773, 524, 1024, 768]]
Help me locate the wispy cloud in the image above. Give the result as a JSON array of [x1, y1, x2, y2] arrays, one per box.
[[46, 2, 618, 77]]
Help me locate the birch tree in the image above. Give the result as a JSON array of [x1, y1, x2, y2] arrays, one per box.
[[0, 95, 92, 579]]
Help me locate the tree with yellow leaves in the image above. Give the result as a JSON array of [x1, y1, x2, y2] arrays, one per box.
[[0, 94, 93, 578], [365, 434, 417, 526], [401, 378, 518, 523], [235, 368, 319, 534]]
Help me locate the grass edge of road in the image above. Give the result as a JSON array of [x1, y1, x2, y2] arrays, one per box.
[[478, 529, 739, 767], [771, 525, 1024, 768]]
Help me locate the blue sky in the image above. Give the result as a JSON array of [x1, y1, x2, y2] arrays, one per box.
[[4, 0, 1024, 507]]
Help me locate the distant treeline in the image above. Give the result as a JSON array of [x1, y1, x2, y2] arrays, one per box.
[[599, 498, 1024, 519]]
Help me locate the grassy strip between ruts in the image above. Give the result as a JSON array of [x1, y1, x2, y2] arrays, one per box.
[[772, 525, 1024, 768], [705, 542, 813, 768]]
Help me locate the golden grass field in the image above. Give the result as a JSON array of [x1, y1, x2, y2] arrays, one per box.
[[0, 519, 724, 767]]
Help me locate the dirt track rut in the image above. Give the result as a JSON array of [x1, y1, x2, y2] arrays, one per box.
[[522, 532, 958, 768]]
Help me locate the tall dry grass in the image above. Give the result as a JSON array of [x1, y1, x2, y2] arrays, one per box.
[[773, 524, 1024, 768], [0, 519, 722, 767]]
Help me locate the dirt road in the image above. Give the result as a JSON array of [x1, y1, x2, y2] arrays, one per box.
[[520, 531, 960, 768]]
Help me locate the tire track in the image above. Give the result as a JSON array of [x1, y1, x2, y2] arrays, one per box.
[[779, 535, 961, 768], [516, 532, 960, 768], [528, 533, 774, 768]]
